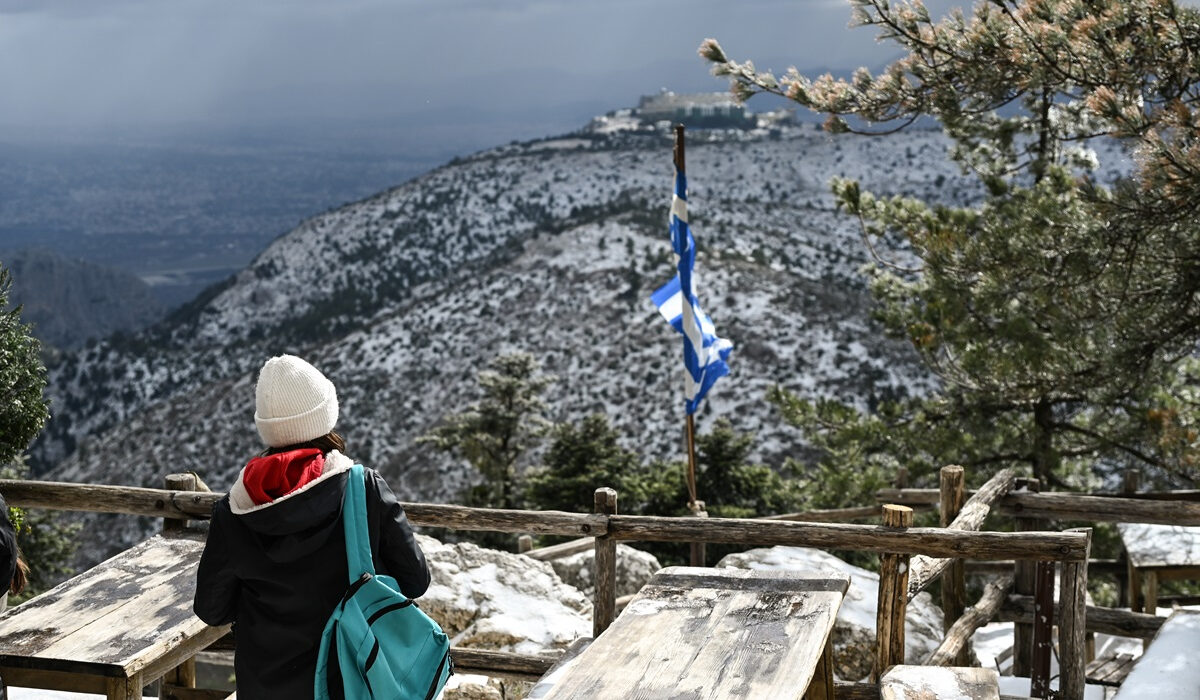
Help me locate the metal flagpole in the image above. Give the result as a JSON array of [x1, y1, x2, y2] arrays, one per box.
[[675, 124, 707, 566]]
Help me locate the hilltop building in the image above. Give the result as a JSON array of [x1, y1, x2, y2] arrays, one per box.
[[635, 90, 753, 128], [634, 89, 792, 129]]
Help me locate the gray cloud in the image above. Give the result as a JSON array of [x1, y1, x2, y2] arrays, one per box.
[[0, 0, 958, 131]]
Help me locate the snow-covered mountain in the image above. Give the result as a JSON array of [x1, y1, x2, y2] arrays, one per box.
[[33, 119, 988, 560]]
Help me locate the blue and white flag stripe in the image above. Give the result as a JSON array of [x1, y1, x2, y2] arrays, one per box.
[[651, 168, 733, 415]]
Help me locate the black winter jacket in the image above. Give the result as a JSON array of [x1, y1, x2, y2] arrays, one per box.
[[194, 454, 430, 700]]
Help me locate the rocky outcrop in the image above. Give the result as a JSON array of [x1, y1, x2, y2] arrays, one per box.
[[416, 535, 592, 655], [717, 546, 944, 682], [547, 544, 660, 599], [414, 535, 593, 699]]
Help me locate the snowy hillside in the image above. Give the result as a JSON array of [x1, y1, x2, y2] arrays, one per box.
[[33, 120, 1023, 561]]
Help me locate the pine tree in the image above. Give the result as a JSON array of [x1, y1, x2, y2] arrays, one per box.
[[703, 0, 1200, 487], [523, 414, 651, 514], [0, 266, 49, 466], [420, 352, 554, 510], [0, 266, 70, 596]]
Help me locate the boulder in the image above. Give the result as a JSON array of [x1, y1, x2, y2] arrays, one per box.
[[717, 546, 944, 681], [548, 544, 661, 599]]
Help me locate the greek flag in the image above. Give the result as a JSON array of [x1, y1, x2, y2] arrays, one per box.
[[651, 166, 733, 415]]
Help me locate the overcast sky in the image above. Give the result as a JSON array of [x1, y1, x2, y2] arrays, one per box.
[[0, 0, 950, 140]]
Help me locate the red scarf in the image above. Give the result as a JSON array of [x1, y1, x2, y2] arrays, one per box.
[[242, 448, 326, 505]]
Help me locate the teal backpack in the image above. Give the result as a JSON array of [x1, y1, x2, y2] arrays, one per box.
[[315, 465, 452, 700]]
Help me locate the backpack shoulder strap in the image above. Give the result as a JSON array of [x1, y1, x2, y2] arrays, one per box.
[[342, 464, 375, 583]]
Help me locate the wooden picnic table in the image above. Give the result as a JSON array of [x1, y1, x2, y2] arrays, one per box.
[[0, 533, 230, 700], [531, 566, 849, 700], [1111, 609, 1200, 699], [1117, 523, 1200, 615]]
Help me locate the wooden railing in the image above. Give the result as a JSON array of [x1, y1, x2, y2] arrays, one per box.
[[0, 473, 1101, 700], [18, 465, 1196, 698]]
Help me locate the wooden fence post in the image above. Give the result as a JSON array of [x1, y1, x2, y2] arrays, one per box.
[[161, 474, 203, 697], [938, 465, 968, 666], [874, 504, 913, 682], [689, 500, 708, 567], [1030, 561, 1055, 699], [1119, 469, 1140, 608], [1059, 527, 1092, 700], [1012, 476, 1043, 677], [518, 535, 533, 553], [162, 473, 197, 534], [593, 488, 618, 638]]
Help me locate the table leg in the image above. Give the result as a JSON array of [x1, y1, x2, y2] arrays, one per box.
[[106, 672, 143, 700], [1127, 561, 1141, 613], [1142, 570, 1159, 651], [803, 637, 835, 700], [160, 657, 197, 699]]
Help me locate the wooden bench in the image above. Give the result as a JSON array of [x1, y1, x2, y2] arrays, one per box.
[[1085, 650, 1137, 687], [880, 665, 1000, 700], [1111, 609, 1200, 699], [529, 566, 849, 699], [0, 533, 230, 700]]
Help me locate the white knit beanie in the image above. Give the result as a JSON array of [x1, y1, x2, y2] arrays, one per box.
[[254, 355, 339, 448]]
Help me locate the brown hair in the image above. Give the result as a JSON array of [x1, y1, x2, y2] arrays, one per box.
[[10, 554, 27, 596], [260, 431, 346, 457]]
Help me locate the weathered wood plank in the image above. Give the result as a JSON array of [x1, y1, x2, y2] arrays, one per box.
[[0, 480, 220, 519], [1085, 652, 1137, 687], [880, 665, 999, 700], [927, 575, 1013, 667], [606, 515, 1088, 561], [763, 505, 889, 522], [833, 681, 880, 700], [523, 537, 592, 561], [0, 480, 608, 536], [1003, 492, 1200, 526], [539, 567, 849, 699], [907, 468, 1015, 600], [876, 487, 1200, 524], [450, 648, 558, 681], [160, 687, 235, 700], [0, 666, 108, 694], [403, 504, 608, 536], [998, 595, 1164, 639], [1098, 488, 1200, 500], [965, 558, 1124, 577]]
